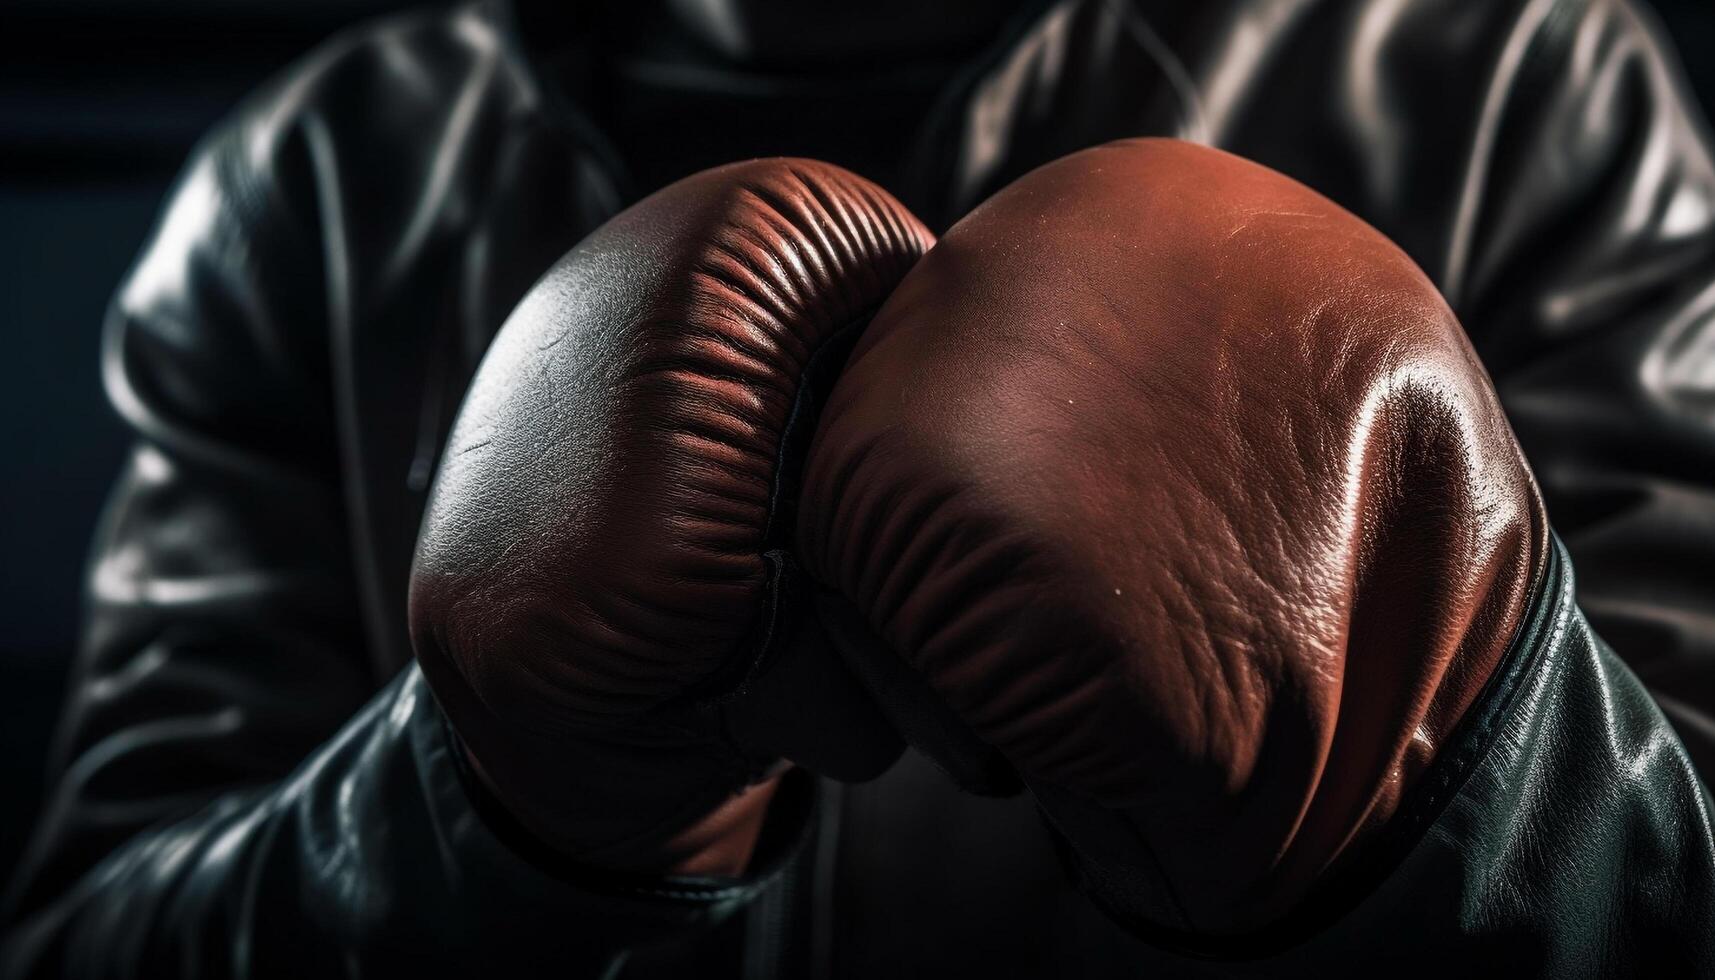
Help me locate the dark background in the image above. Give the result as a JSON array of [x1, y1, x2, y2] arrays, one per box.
[[2, 0, 1712, 889]]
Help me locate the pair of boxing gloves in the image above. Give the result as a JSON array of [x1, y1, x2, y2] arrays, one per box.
[[408, 139, 1545, 939]]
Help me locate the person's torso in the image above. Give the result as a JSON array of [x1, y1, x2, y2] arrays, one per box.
[[266, 1, 1694, 974]]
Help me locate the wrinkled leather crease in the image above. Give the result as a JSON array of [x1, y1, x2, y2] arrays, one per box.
[[406, 159, 927, 873], [1056, 540, 1566, 959], [1119, 539, 1715, 974], [689, 311, 881, 708], [796, 135, 1556, 936]]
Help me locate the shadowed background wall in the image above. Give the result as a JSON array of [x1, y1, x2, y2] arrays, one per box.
[[2, 0, 1711, 888]]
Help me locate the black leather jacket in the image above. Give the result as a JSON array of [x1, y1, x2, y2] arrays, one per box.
[[5, 0, 1714, 975]]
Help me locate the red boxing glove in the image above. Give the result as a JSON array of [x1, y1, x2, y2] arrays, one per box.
[[799, 139, 1546, 933], [411, 159, 925, 876]]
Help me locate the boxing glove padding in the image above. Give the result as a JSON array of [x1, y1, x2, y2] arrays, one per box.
[[411, 158, 928, 872], [798, 138, 1547, 932]]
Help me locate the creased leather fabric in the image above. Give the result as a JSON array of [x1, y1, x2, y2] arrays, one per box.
[[798, 136, 1555, 935], [3, 0, 1714, 976], [903, 0, 1715, 777], [1, 665, 815, 977], [409, 158, 923, 874], [1119, 540, 1715, 973]]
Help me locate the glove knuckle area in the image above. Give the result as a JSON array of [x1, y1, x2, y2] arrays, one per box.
[[801, 138, 1548, 931], [414, 158, 930, 734]]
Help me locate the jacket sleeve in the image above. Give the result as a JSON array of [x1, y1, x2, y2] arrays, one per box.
[[0, 86, 798, 979], [1449, 0, 1715, 772]]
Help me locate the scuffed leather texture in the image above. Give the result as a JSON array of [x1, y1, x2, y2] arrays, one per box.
[[408, 158, 926, 873], [1111, 541, 1715, 973], [5, 0, 1715, 975], [800, 137, 1550, 934]]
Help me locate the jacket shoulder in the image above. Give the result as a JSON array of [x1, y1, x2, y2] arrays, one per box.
[[198, 3, 537, 227], [110, 5, 540, 457]]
